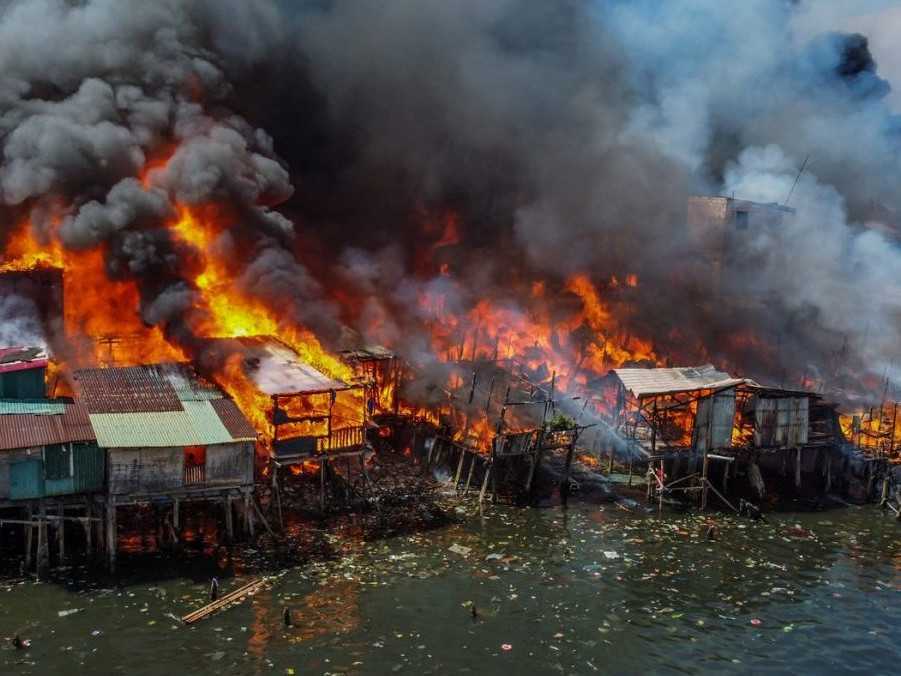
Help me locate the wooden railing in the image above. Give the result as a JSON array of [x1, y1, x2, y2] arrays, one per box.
[[184, 464, 206, 486], [316, 426, 365, 452]]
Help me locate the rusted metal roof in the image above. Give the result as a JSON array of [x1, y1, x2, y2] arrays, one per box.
[[73, 362, 256, 447], [210, 398, 257, 441], [74, 364, 184, 413], [612, 365, 749, 397], [0, 401, 95, 451]]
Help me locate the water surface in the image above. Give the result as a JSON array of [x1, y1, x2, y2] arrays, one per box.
[[1, 504, 898, 674]]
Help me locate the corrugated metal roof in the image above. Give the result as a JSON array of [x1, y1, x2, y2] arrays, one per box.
[[74, 362, 256, 447], [0, 346, 48, 374], [74, 364, 184, 413], [0, 401, 95, 451], [89, 400, 237, 448], [612, 365, 748, 397], [209, 399, 257, 441], [0, 399, 66, 415], [237, 337, 349, 395]]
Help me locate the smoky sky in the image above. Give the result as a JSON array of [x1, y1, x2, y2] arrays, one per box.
[[0, 0, 899, 401]]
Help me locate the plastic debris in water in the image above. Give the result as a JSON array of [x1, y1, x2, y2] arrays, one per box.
[[448, 544, 472, 557]]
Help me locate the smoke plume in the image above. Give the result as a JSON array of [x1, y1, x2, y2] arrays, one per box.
[[0, 0, 899, 403]]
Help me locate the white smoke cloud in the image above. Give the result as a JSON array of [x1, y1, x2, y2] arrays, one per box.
[[0, 294, 45, 349]]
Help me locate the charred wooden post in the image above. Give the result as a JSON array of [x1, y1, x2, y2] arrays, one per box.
[[56, 504, 65, 566], [463, 454, 477, 495], [224, 497, 234, 542], [658, 458, 664, 514], [37, 502, 49, 576], [478, 457, 492, 504], [490, 386, 512, 503], [700, 452, 710, 511], [244, 492, 255, 539], [560, 436, 576, 507], [454, 448, 467, 489], [272, 463, 284, 530]]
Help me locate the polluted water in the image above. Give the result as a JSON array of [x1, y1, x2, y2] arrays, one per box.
[[1, 503, 899, 675]]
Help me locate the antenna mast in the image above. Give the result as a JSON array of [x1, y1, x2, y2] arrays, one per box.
[[784, 154, 810, 207]]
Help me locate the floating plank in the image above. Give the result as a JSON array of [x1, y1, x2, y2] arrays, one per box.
[[182, 578, 268, 624]]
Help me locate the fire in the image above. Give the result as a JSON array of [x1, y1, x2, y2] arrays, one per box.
[[64, 247, 184, 366], [220, 352, 273, 446], [577, 453, 600, 467], [0, 222, 63, 272], [840, 403, 901, 462], [171, 207, 352, 382], [1, 219, 183, 367], [418, 271, 658, 398]]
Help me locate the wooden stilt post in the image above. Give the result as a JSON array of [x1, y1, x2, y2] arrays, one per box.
[[560, 438, 576, 507], [700, 452, 710, 511], [524, 451, 537, 495], [658, 458, 664, 513], [454, 447, 466, 489], [57, 504, 65, 566], [478, 459, 492, 504], [37, 502, 49, 577], [795, 447, 802, 489], [24, 504, 33, 572], [106, 498, 117, 573], [320, 458, 328, 512], [361, 452, 370, 496], [244, 491, 255, 539], [173, 498, 180, 531], [225, 497, 234, 542], [273, 464, 284, 529], [463, 454, 476, 495], [84, 500, 93, 560]]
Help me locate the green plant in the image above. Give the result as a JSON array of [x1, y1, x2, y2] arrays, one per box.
[[548, 413, 576, 431]]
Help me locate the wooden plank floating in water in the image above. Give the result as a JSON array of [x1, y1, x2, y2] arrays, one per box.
[[182, 578, 268, 624]]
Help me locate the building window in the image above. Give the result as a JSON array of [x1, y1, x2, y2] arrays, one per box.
[[184, 445, 206, 485], [735, 210, 749, 230]]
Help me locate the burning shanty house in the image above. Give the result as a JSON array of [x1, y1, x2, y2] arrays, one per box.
[[603, 364, 838, 505], [339, 345, 399, 417], [0, 347, 102, 573], [72, 362, 257, 570], [207, 337, 369, 464]]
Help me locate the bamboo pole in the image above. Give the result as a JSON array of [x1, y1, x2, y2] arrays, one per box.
[[454, 448, 466, 489], [463, 454, 476, 495], [700, 452, 710, 511]]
